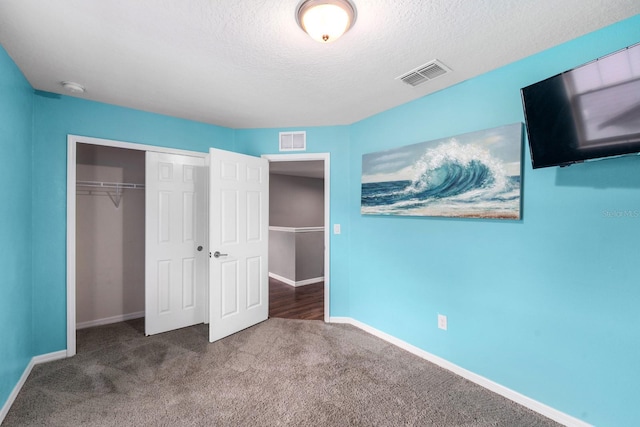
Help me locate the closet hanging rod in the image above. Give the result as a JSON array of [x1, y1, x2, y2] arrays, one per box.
[[76, 180, 145, 190]]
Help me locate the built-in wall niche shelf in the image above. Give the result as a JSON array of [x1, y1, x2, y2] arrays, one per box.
[[76, 180, 145, 208]]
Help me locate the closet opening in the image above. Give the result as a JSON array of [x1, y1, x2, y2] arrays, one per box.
[[67, 135, 210, 357], [75, 143, 146, 353]]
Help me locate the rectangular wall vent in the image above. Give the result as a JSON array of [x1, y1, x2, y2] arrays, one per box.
[[397, 60, 451, 87], [279, 131, 306, 152]]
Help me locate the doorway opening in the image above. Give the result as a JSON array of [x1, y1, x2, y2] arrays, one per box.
[[263, 153, 330, 322]]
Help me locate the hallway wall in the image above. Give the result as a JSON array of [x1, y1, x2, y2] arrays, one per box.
[[270, 174, 324, 227]]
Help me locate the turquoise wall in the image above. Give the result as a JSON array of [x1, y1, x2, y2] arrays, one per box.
[[346, 16, 640, 427], [0, 47, 33, 408], [31, 95, 235, 355]]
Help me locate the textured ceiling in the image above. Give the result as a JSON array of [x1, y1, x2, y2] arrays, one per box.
[[1, 1, 639, 129]]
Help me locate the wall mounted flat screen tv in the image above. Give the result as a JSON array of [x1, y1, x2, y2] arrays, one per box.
[[521, 43, 640, 168]]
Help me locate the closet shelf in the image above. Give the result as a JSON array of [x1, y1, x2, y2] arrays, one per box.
[[76, 180, 145, 190], [76, 180, 144, 208]]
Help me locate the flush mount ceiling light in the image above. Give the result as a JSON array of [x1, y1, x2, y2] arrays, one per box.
[[60, 81, 86, 93], [296, 0, 357, 43]]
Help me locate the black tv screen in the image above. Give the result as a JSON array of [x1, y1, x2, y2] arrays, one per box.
[[521, 43, 640, 168]]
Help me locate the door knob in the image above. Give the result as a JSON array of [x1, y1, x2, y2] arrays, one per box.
[[197, 246, 203, 251], [213, 251, 228, 258]]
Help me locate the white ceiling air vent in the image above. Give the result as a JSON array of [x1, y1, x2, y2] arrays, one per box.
[[279, 131, 306, 152], [397, 60, 451, 87]]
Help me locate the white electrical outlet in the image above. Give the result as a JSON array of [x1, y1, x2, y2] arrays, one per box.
[[333, 224, 341, 235], [438, 314, 448, 331]]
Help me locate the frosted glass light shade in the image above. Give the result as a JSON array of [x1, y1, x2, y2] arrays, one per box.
[[297, 0, 356, 43]]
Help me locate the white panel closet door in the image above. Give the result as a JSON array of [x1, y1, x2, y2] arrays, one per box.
[[145, 152, 207, 335], [209, 148, 269, 342]]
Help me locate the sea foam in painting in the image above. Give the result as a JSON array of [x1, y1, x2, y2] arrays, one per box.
[[361, 123, 522, 219]]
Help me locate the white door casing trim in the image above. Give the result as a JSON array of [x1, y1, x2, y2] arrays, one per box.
[[66, 135, 207, 357], [261, 153, 330, 321]]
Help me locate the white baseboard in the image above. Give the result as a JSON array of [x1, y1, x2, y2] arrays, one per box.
[[76, 311, 145, 330], [269, 272, 324, 287], [328, 317, 590, 427], [0, 350, 67, 424], [32, 350, 67, 364]]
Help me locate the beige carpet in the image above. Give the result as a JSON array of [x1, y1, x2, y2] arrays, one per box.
[[4, 318, 561, 426]]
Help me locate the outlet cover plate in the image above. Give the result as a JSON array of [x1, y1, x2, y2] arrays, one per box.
[[438, 314, 447, 330]]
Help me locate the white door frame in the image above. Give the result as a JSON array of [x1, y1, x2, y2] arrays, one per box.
[[66, 134, 208, 357], [262, 153, 331, 321]]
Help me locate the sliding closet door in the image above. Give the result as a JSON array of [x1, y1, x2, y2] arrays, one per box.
[[145, 152, 207, 335]]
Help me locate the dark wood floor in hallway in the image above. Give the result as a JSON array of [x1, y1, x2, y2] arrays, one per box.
[[268, 277, 324, 321]]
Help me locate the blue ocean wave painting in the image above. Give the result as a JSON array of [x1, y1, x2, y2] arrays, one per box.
[[361, 123, 522, 219]]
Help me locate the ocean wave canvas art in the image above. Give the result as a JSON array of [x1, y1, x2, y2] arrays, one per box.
[[361, 123, 523, 219]]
